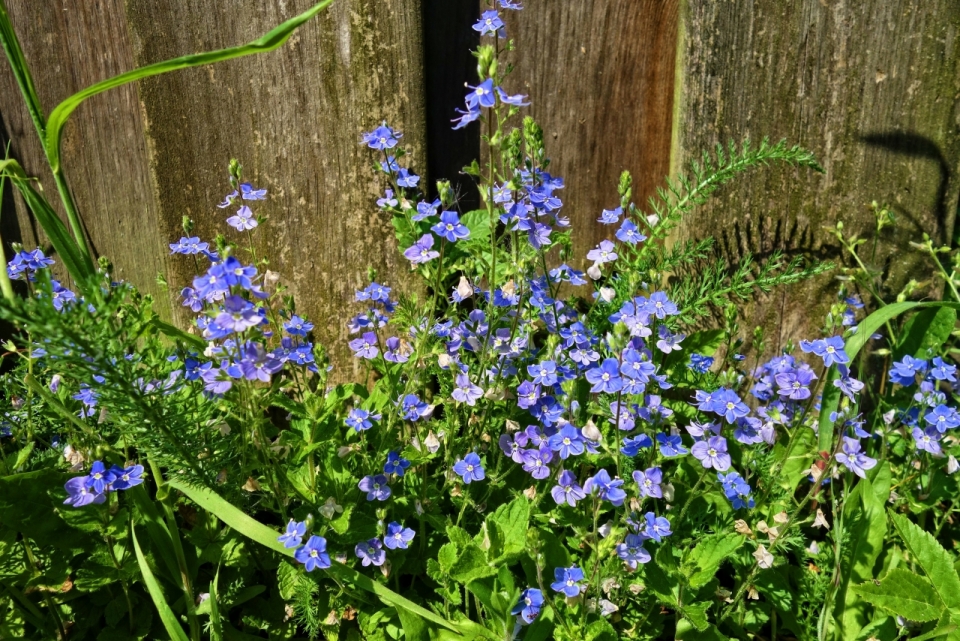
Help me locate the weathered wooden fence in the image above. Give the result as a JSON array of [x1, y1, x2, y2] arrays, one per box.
[[1, 0, 957, 369]]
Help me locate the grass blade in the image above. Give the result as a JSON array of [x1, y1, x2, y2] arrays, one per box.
[[131, 525, 191, 641], [167, 478, 475, 637], [44, 0, 334, 173]]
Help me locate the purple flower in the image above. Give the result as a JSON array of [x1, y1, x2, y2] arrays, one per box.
[[516, 381, 541, 409], [238, 343, 284, 382], [551, 470, 586, 506], [413, 198, 440, 222], [633, 467, 663, 499], [712, 388, 750, 424], [718, 472, 755, 509], [396, 168, 420, 188], [400, 394, 430, 421], [349, 332, 380, 359], [226, 205, 257, 231], [473, 10, 506, 38], [452, 373, 483, 406], [835, 437, 877, 479], [453, 453, 485, 484], [384, 522, 416, 550], [403, 234, 440, 265], [586, 239, 618, 265], [655, 326, 685, 354], [384, 451, 411, 477], [930, 357, 957, 382], [616, 534, 651, 569], [170, 236, 210, 255], [496, 87, 529, 106], [598, 207, 622, 224], [644, 292, 678, 319], [278, 520, 307, 549], [691, 436, 732, 471], [521, 446, 553, 479], [356, 538, 386, 566], [550, 566, 585, 598], [584, 469, 626, 506], [586, 358, 623, 393], [384, 336, 411, 363], [377, 189, 398, 209], [358, 474, 392, 501], [294, 536, 331, 572], [511, 588, 543, 624], [452, 106, 481, 130], [361, 122, 402, 150], [240, 182, 267, 200], [913, 426, 942, 455], [432, 211, 470, 242], [63, 476, 105, 508], [802, 336, 849, 367]]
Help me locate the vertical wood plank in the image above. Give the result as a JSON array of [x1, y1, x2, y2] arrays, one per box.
[[673, 0, 960, 344], [0, 0, 167, 307], [125, 0, 426, 371], [499, 0, 680, 266]]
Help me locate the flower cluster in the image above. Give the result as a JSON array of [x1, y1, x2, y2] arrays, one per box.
[[63, 461, 144, 507]]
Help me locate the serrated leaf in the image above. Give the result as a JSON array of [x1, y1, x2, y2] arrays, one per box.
[[851, 569, 944, 622], [682, 602, 711, 632], [641, 558, 679, 605], [448, 543, 497, 584], [911, 609, 960, 641], [889, 511, 960, 609], [585, 618, 618, 641], [682, 533, 744, 588], [486, 497, 529, 563], [437, 543, 458, 575]]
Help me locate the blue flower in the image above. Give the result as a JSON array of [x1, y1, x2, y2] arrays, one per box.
[[452, 106, 481, 130], [63, 476, 105, 508], [384, 522, 416, 550], [358, 474, 392, 501], [452, 374, 483, 406], [384, 451, 411, 476], [348, 332, 379, 359], [294, 536, 331, 571], [413, 199, 440, 222], [226, 205, 257, 231], [616, 534, 651, 569], [169, 236, 210, 255], [548, 425, 585, 459], [586, 358, 623, 393], [361, 122, 402, 150], [283, 315, 314, 337], [889, 355, 927, 386], [240, 183, 267, 200], [688, 353, 714, 373], [85, 461, 116, 495], [925, 404, 960, 432], [913, 426, 942, 455], [465, 78, 496, 109], [110, 464, 144, 490], [616, 218, 647, 244], [396, 168, 420, 188], [633, 467, 662, 499], [621, 434, 653, 456], [453, 453, 485, 484], [550, 566, 584, 598], [584, 469, 626, 506], [521, 446, 553, 480], [656, 433, 688, 457], [511, 588, 543, 624], [641, 512, 672, 542], [278, 520, 307, 549], [598, 206, 622, 224], [691, 436, 731, 471], [400, 394, 430, 421], [930, 356, 957, 382], [431, 211, 470, 242], [356, 538, 386, 566], [835, 437, 877, 479], [586, 239, 617, 265], [346, 408, 381, 432], [473, 10, 506, 38]]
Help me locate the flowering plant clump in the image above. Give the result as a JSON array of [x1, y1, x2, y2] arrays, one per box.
[[1, 3, 959, 641]]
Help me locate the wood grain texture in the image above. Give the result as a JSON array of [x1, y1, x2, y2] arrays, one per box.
[[125, 0, 425, 372], [0, 0, 426, 372], [499, 0, 679, 266], [673, 0, 960, 345], [0, 0, 166, 301]]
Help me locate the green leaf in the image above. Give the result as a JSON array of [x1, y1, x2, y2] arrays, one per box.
[[460, 210, 492, 244], [44, 1, 335, 173], [168, 479, 468, 636], [889, 511, 960, 609], [641, 557, 679, 605], [675, 618, 729, 641], [681, 533, 745, 589], [585, 618, 619, 641], [911, 609, 960, 641], [836, 462, 892, 638], [0, 160, 95, 286], [448, 543, 497, 584], [208, 565, 223, 641], [850, 569, 944, 622], [131, 527, 191, 641], [895, 306, 957, 360], [150, 318, 206, 350], [485, 496, 529, 563], [682, 602, 712, 632]]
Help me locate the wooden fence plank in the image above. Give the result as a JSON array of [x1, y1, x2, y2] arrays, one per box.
[[673, 0, 960, 344]]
